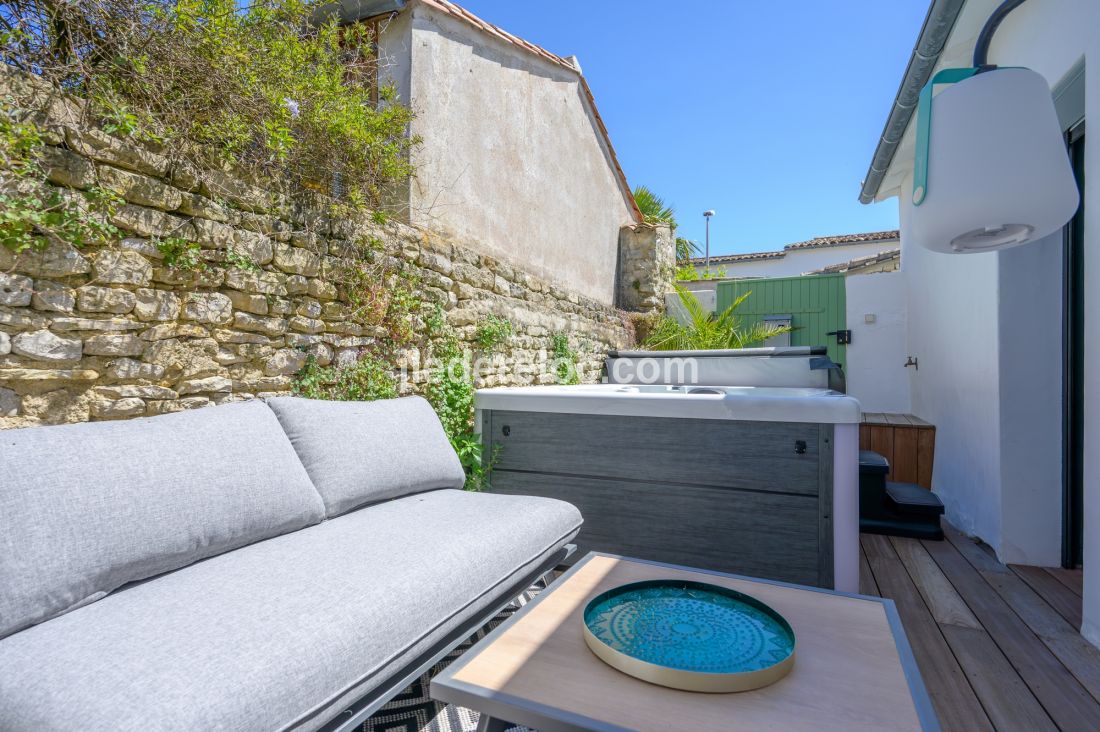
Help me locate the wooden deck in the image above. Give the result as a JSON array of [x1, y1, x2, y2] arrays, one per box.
[[860, 524, 1100, 730]]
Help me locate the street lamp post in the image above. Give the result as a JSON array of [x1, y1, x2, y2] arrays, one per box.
[[703, 210, 716, 270]]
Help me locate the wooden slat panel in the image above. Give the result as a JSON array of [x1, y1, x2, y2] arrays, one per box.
[[860, 534, 994, 731], [917, 428, 936, 489], [1011, 564, 1083, 630], [885, 413, 912, 426], [492, 471, 824, 586], [890, 537, 980, 629], [893, 426, 920, 484], [938, 625, 1058, 732], [925, 531, 1100, 728], [489, 411, 821, 496], [868, 425, 896, 480], [859, 423, 871, 448]]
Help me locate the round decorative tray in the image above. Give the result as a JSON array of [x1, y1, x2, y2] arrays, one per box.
[[582, 579, 795, 693]]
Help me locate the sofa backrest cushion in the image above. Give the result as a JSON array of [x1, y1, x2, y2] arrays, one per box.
[[0, 399, 325, 639], [266, 396, 466, 516]]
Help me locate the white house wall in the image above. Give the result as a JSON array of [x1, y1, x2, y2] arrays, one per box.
[[996, 235, 1064, 566], [702, 240, 899, 279], [403, 5, 635, 305], [844, 271, 910, 414], [898, 196, 1004, 548], [987, 0, 1100, 646], [884, 0, 1100, 644]]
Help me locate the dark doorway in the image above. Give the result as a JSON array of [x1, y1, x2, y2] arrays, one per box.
[[1063, 120, 1085, 569]]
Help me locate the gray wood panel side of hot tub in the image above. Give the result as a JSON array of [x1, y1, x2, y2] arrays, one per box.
[[490, 471, 823, 586], [486, 410, 821, 495], [482, 410, 835, 588]]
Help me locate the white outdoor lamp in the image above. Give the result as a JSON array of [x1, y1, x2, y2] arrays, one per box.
[[909, 1, 1079, 254]]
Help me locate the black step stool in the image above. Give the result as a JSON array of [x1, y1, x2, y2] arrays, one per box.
[[859, 450, 944, 540]]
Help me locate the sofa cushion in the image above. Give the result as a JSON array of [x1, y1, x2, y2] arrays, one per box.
[[0, 399, 325, 640], [267, 395, 466, 516], [0, 489, 582, 732]]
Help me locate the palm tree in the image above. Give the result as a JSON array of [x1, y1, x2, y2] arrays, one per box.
[[633, 185, 677, 228], [643, 285, 791, 350], [676, 236, 700, 263]]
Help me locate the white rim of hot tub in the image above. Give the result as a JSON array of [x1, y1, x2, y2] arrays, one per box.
[[475, 384, 862, 424]]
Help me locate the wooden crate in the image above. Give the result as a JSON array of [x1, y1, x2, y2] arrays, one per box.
[[860, 413, 936, 489]]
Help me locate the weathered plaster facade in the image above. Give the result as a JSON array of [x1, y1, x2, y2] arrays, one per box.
[[376, 0, 639, 306]]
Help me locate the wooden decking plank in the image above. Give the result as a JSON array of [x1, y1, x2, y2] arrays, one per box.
[[885, 413, 912, 426], [862, 535, 993, 731], [891, 536, 981, 629], [923, 534, 1100, 728], [981, 570, 1100, 705], [939, 624, 1058, 732], [1011, 564, 1083, 630], [942, 524, 1010, 575], [859, 542, 880, 597], [1046, 566, 1084, 597]]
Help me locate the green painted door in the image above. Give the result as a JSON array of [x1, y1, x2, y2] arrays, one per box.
[[715, 274, 847, 366]]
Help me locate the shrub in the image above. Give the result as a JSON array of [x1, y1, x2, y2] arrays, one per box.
[[1, 0, 418, 208]]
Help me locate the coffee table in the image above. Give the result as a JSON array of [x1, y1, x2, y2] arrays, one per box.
[[431, 552, 938, 732]]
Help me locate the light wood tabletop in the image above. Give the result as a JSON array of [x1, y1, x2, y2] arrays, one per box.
[[432, 553, 938, 732]]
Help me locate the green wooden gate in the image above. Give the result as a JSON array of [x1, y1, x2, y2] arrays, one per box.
[[715, 274, 847, 366]]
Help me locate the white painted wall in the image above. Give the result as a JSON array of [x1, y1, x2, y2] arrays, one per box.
[[997, 234, 1064, 566], [398, 4, 635, 305], [876, 0, 1100, 644], [844, 271, 910, 414], [694, 240, 899, 279], [899, 194, 1004, 550], [988, 0, 1100, 646]]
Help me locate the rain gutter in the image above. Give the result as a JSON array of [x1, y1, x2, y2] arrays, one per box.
[[858, 0, 966, 204]]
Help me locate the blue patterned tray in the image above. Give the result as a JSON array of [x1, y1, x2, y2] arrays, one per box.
[[582, 579, 796, 692]]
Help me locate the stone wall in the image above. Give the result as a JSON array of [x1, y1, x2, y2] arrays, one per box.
[[618, 223, 675, 312], [0, 78, 636, 428]]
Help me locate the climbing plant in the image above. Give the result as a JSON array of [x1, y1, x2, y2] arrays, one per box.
[[0, 112, 121, 252], [292, 353, 399, 402], [550, 331, 581, 385], [473, 314, 513, 352], [424, 313, 496, 490]]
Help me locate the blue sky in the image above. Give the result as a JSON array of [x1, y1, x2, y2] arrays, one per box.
[[456, 0, 929, 256]]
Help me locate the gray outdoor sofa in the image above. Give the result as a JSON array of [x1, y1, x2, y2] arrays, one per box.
[[0, 396, 582, 731]]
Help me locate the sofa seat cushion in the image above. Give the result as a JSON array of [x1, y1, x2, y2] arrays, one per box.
[[0, 399, 325, 640], [267, 396, 466, 517], [0, 489, 582, 732]]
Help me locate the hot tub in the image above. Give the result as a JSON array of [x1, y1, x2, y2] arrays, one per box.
[[476, 384, 860, 592]]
